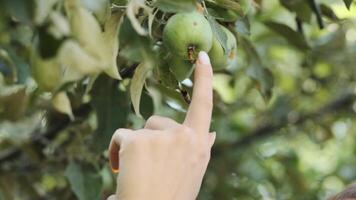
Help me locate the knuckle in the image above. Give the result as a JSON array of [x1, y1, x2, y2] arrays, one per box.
[[178, 126, 194, 135], [112, 128, 131, 142], [174, 126, 194, 142], [145, 115, 160, 126], [114, 128, 128, 135], [128, 135, 148, 148], [146, 115, 160, 123], [174, 133, 190, 145]]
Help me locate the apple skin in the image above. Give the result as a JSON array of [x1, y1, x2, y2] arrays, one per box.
[[169, 55, 194, 82], [209, 26, 237, 70], [163, 12, 213, 61]]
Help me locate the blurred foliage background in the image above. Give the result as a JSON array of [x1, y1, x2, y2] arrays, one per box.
[[0, 0, 355, 199]]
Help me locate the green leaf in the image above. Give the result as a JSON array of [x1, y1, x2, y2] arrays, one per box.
[[320, 4, 339, 21], [90, 74, 130, 152], [0, 85, 27, 121], [80, 0, 110, 25], [207, 16, 228, 53], [34, 0, 57, 25], [119, 16, 151, 62], [126, 0, 152, 36], [154, 55, 178, 89], [154, 0, 197, 13], [235, 16, 250, 36], [2, 0, 35, 23], [65, 161, 103, 200], [6, 49, 30, 85], [52, 91, 74, 120], [343, 0, 353, 10], [207, 7, 239, 22], [154, 83, 189, 109], [279, 0, 312, 22], [208, 0, 242, 14], [264, 21, 310, 51], [139, 90, 154, 120], [0, 49, 17, 83], [241, 37, 274, 100], [130, 54, 154, 117], [238, 0, 252, 16]]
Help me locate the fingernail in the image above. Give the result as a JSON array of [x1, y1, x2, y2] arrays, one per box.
[[198, 51, 210, 65], [111, 167, 119, 174]]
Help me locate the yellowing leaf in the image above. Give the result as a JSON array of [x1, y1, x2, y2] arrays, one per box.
[[102, 10, 124, 80], [48, 11, 71, 39], [58, 40, 104, 75], [63, 1, 124, 79], [130, 56, 154, 116], [31, 53, 62, 92], [34, 0, 58, 25], [65, 0, 106, 60], [52, 91, 74, 120], [127, 0, 152, 36]]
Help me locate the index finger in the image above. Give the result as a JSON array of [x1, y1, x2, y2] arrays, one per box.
[[183, 51, 213, 134]]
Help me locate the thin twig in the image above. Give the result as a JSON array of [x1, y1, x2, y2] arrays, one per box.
[[308, 0, 324, 29], [213, 93, 356, 155]]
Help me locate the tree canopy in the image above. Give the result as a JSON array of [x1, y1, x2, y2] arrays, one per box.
[[0, 0, 355, 199]]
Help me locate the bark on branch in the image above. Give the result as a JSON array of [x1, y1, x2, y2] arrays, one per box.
[[213, 93, 356, 155]]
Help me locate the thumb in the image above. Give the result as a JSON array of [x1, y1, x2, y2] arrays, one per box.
[[208, 132, 216, 148]]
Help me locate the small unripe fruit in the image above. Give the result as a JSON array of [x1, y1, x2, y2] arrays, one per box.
[[209, 26, 237, 70], [163, 12, 213, 61], [169, 56, 194, 81]]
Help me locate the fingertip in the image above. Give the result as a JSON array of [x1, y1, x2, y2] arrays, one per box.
[[195, 51, 213, 79], [197, 51, 211, 66]]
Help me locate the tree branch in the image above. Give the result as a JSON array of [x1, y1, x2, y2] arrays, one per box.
[[213, 93, 356, 155], [308, 0, 324, 29]]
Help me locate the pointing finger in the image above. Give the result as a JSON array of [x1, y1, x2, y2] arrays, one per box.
[[184, 51, 213, 135]]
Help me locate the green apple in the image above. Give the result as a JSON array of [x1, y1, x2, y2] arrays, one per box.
[[169, 56, 194, 82], [163, 12, 213, 61]]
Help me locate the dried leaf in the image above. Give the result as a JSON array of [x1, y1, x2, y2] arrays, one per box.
[[102, 10, 124, 79], [126, 0, 152, 36], [52, 91, 74, 120]]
